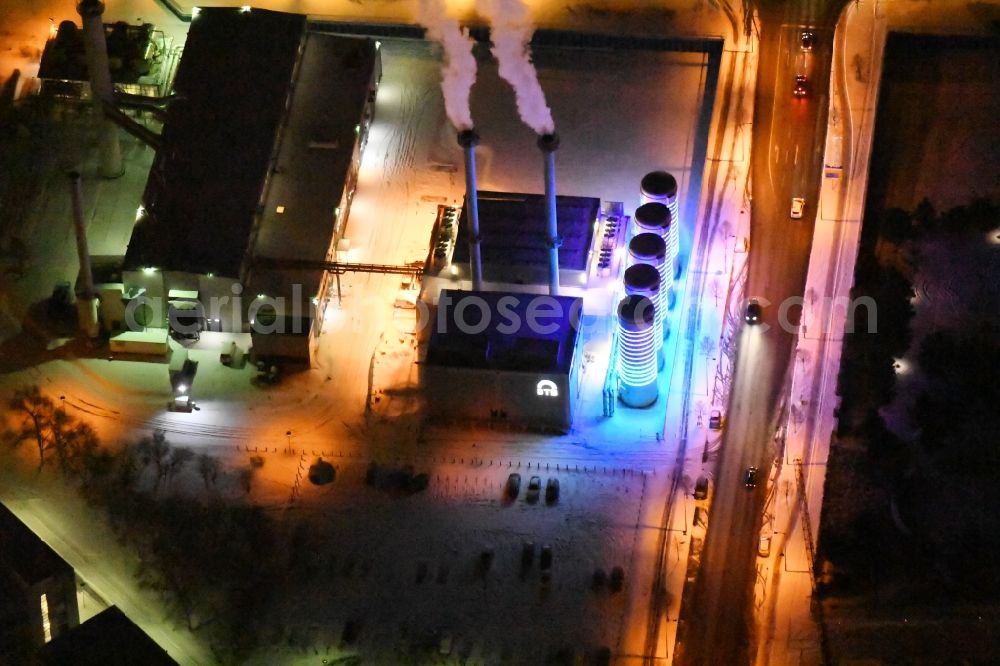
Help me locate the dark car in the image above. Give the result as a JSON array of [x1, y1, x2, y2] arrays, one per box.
[[694, 476, 710, 500], [744, 466, 759, 489], [609, 566, 625, 592], [545, 477, 560, 504], [505, 473, 521, 500], [526, 476, 542, 503], [521, 541, 535, 568], [540, 545, 552, 570], [793, 74, 809, 98], [745, 299, 763, 325], [800, 31, 815, 51]]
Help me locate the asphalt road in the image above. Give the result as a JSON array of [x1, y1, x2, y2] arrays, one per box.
[[675, 1, 846, 663]]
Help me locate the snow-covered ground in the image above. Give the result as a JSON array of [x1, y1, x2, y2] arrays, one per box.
[[1, 25, 725, 663]]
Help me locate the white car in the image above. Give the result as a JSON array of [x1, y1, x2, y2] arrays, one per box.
[[790, 197, 805, 219], [758, 534, 772, 557]]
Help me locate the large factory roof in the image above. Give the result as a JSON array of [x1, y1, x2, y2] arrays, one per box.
[[0, 502, 73, 586], [425, 290, 582, 374], [451, 191, 600, 275], [246, 32, 379, 303], [124, 8, 307, 277]]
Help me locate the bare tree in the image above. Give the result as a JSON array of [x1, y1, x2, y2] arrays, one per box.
[[8, 386, 56, 471], [163, 447, 194, 488], [237, 466, 256, 495], [196, 453, 220, 489], [136, 430, 171, 491]]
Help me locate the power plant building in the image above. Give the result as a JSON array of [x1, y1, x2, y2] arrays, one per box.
[[422, 289, 583, 432], [425, 191, 600, 298], [114, 8, 380, 363]]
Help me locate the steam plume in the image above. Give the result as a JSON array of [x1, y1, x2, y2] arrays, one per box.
[[477, 0, 554, 135], [417, 0, 478, 130]]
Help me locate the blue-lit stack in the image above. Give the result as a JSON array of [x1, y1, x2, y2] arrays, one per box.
[[640, 171, 680, 270], [617, 294, 658, 408], [623, 262, 663, 369], [633, 203, 674, 298], [628, 232, 669, 347]]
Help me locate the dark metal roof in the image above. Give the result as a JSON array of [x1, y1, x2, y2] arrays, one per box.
[[38, 20, 155, 84], [124, 8, 307, 277], [425, 289, 582, 373], [246, 32, 379, 303], [42, 606, 177, 665], [451, 191, 599, 274], [0, 503, 73, 587]]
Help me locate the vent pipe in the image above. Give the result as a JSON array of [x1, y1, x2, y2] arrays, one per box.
[[77, 0, 123, 179], [457, 129, 483, 291], [538, 133, 561, 296], [69, 172, 100, 338]]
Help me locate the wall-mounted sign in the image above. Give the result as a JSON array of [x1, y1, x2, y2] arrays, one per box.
[[536, 379, 559, 397]]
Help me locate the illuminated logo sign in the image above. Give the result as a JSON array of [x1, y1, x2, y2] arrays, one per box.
[[536, 379, 559, 397]]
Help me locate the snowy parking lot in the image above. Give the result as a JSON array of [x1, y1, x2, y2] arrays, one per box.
[[258, 457, 647, 663]]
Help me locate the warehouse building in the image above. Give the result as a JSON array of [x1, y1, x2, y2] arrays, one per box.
[[112, 7, 380, 363]]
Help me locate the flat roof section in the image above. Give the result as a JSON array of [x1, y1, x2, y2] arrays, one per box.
[[425, 289, 582, 374], [124, 8, 307, 277], [248, 33, 379, 301], [0, 503, 73, 587], [451, 191, 600, 276], [41, 606, 177, 665]]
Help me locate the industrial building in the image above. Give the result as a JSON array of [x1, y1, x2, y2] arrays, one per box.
[[0, 504, 79, 652], [418, 132, 689, 429], [422, 289, 583, 432], [425, 190, 602, 299], [96, 7, 380, 363]]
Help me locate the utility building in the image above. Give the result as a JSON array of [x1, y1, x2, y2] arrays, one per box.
[[113, 7, 380, 363], [422, 289, 583, 432]]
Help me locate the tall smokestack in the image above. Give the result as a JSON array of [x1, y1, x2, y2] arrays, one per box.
[[457, 129, 483, 291], [77, 0, 123, 179], [538, 133, 560, 296], [69, 172, 100, 338]]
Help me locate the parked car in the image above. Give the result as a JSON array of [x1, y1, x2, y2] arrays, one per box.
[[591, 567, 607, 590], [505, 473, 521, 500], [744, 466, 759, 489], [790, 197, 806, 219], [545, 477, 560, 504], [526, 476, 542, 503], [540, 545, 552, 570], [609, 566, 625, 592], [708, 409, 723, 431], [521, 541, 535, 568], [758, 534, 772, 557], [745, 299, 763, 325], [694, 476, 710, 500]]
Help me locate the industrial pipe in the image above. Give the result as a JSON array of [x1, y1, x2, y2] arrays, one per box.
[[457, 129, 483, 291], [538, 133, 561, 296], [77, 0, 123, 178]]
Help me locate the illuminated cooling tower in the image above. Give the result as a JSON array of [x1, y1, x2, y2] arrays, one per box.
[[634, 202, 675, 295], [639, 171, 679, 266], [623, 263, 663, 368], [628, 232, 669, 341], [617, 294, 658, 408]]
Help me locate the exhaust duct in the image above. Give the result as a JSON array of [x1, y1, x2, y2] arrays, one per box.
[[537, 133, 560, 295], [457, 129, 483, 291]]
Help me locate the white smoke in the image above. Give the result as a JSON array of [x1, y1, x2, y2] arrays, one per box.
[[477, 0, 554, 135], [417, 0, 478, 131]]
